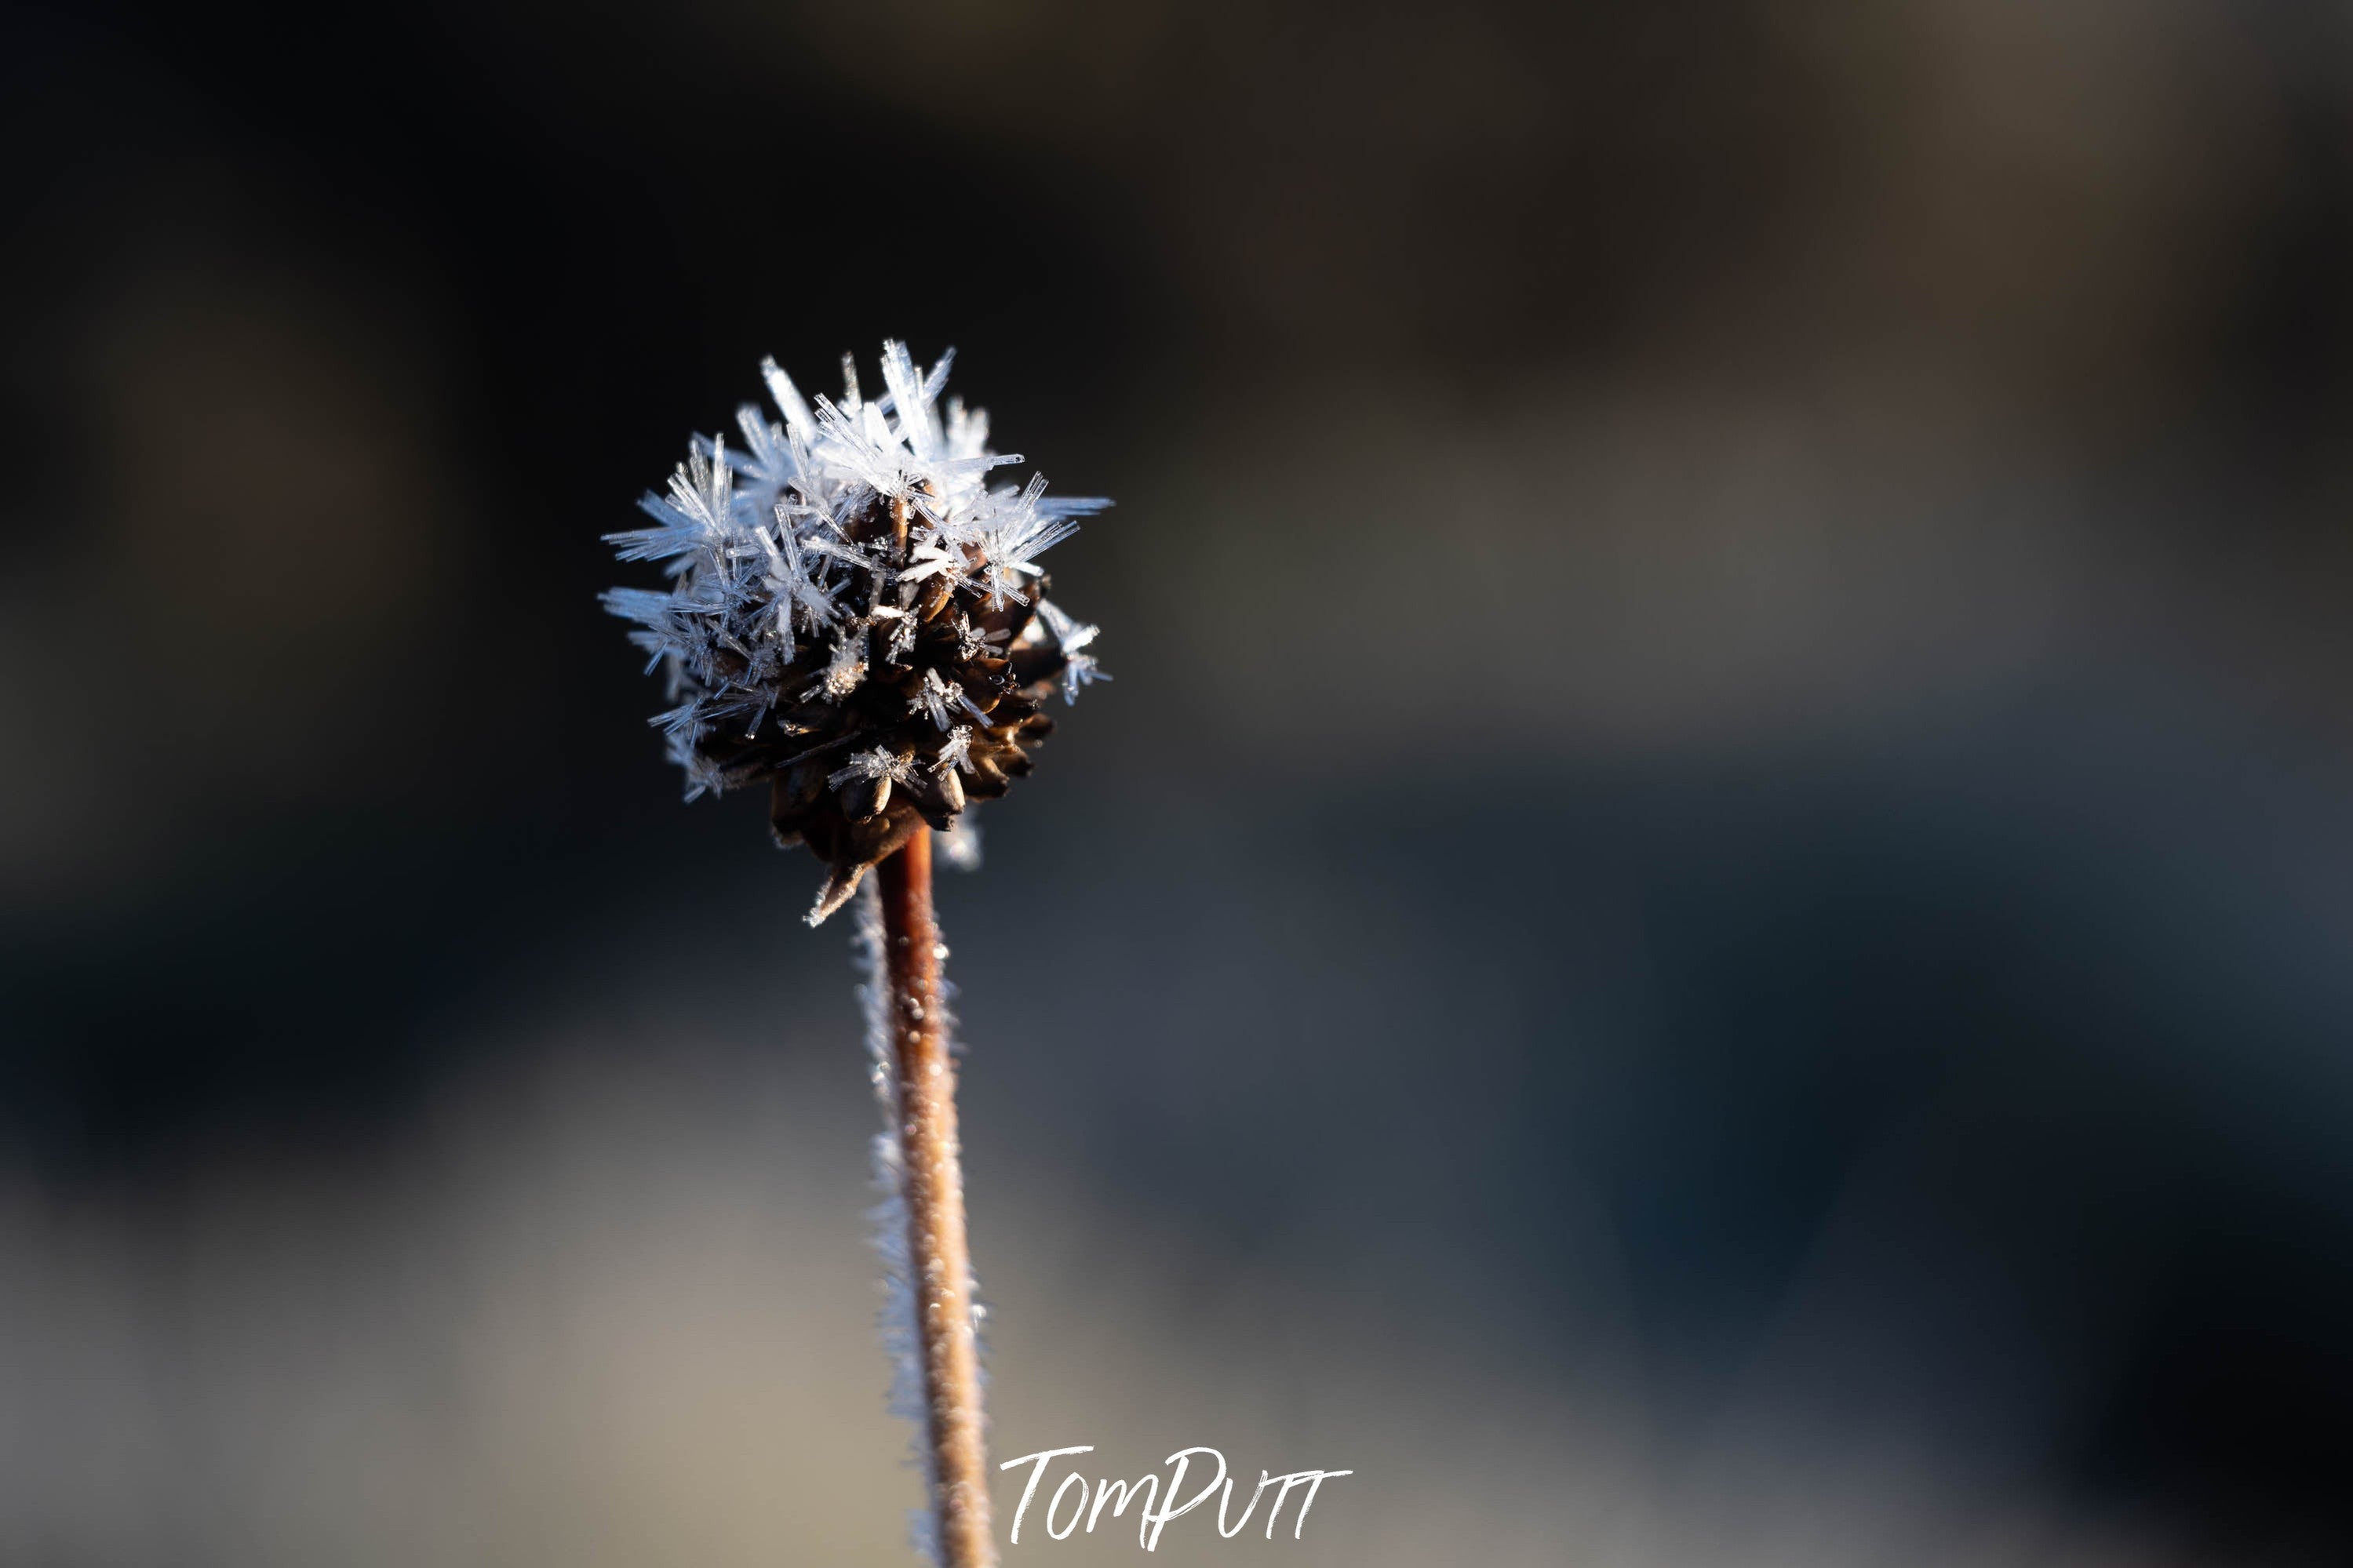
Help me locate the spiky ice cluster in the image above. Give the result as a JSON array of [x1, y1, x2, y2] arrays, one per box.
[[603, 342, 1106, 922]]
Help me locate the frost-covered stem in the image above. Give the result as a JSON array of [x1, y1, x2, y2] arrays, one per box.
[[878, 828, 995, 1568]]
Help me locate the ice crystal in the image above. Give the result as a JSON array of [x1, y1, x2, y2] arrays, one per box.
[[603, 342, 1109, 922], [938, 818, 984, 871]]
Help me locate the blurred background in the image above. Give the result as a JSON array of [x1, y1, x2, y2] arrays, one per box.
[[5, 1, 2353, 1563]]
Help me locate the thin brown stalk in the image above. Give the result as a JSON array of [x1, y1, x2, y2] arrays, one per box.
[[876, 827, 995, 1568]]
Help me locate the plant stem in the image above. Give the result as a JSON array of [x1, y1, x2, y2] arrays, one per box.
[[876, 828, 995, 1568]]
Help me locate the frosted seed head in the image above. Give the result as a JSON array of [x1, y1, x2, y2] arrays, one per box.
[[605, 343, 1109, 919]]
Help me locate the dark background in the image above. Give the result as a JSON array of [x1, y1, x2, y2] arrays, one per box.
[[5, 2, 2353, 1563]]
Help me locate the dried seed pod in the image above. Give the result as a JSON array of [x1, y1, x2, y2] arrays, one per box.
[[841, 773, 891, 823], [603, 342, 1110, 921], [916, 576, 956, 623], [933, 764, 967, 817]]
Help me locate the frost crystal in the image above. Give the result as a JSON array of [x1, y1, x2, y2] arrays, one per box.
[[938, 819, 984, 871], [603, 343, 1109, 922]]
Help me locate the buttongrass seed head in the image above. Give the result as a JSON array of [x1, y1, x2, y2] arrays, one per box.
[[603, 342, 1109, 922]]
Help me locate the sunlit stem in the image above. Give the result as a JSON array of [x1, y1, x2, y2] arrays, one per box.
[[877, 828, 994, 1567]]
